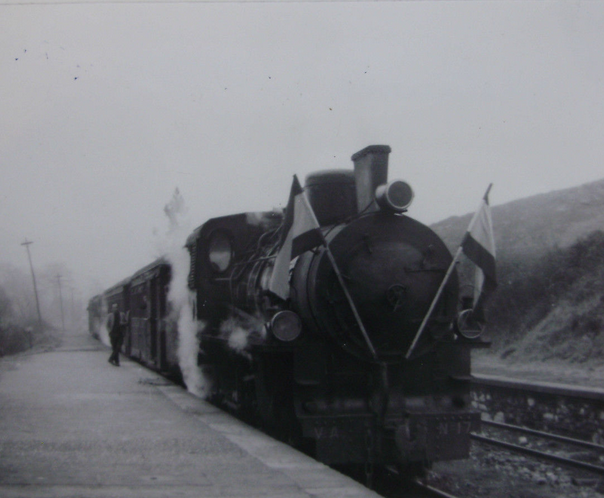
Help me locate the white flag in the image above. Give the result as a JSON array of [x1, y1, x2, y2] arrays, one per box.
[[268, 175, 323, 299]]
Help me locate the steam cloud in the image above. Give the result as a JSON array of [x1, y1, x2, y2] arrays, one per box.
[[157, 191, 269, 395], [99, 312, 110, 347], [220, 312, 267, 359], [158, 189, 208, 398]]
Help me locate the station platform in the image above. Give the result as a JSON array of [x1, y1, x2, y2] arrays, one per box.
[[0, 332, 380, 498]]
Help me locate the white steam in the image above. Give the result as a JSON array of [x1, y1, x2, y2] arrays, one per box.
[[99, 317, 110, 347], [93, 298, 109, 346], [157, 189, 208, 398], [221, 317, 251, 356], [220, 312, 267, 360]]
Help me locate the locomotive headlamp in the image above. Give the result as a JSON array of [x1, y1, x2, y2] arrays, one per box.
[[456, 309, 484, 340], [270, 311, 303, 342], [375, 180, 414, 213]]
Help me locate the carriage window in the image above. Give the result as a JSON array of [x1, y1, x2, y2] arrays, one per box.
[[208, 231, 232, 273]]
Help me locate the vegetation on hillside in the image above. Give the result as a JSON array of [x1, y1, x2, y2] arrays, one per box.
[[433, 179, 604, 259], [0, 285, 36, 355], [484, 230, 604, 363], [431, 179, 604, 366]]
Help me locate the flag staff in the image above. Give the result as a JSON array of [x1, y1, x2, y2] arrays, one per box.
[[269, 175, 378, 360], [405, 246, 463, 360], [301, 190, 378, 360], [322, 244, 378, 360], [405, 184, 493, 360]]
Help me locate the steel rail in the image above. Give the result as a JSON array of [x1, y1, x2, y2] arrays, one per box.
[[482, 419, 604, 451], [384, 466, 462, 498], [471, 433, 604, 476], [411, 479, 462, 498]]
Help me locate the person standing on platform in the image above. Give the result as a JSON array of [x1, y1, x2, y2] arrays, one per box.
[[107, 304, 123, 366]]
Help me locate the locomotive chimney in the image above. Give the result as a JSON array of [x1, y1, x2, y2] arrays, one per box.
[[351, 145, 392, 213]]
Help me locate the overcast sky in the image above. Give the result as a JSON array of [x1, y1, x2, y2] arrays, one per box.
[[1, 0, 603, 298]]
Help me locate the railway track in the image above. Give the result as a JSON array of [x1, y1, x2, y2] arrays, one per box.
[[365, 466, 463, 498], [471, 374, 604, 481], [406, 479, 462, 498], [472, 420, 604, 476], [341, 376, 604, 497], [471, 374, 604, 441]]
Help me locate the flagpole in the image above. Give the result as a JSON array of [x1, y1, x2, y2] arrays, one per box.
[[405, 246, 462, 359], [323, 246, 378, 360], [405, 184, 493, 360], [300, 191, 378, 360], [484, 183, 493, 202]]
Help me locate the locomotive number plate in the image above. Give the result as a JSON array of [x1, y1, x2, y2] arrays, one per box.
[[424, 413, 481, 460]]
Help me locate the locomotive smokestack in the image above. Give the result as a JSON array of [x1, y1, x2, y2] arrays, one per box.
[[351, 145, 391, 213]]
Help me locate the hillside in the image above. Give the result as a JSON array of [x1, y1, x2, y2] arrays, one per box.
[[432, 178, 604, 258], [431, 178, 604, 374]]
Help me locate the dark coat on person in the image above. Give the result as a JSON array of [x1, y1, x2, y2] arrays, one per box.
[[107, 308, 124, 366], [108, 309, 121, 339]]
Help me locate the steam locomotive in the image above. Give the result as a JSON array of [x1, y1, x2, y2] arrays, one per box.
[[89, 145, 488, 476]]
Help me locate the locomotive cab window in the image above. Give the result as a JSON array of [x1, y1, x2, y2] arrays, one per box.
[[207, 231, 233, 273]]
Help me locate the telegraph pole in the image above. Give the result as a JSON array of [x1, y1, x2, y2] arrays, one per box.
[[69, 285, 74, 326], [21, 239, 43, 333], [56, 274, 65, 334]]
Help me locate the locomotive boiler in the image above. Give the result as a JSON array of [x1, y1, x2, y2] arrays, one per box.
[[186, 145, 487, 474]]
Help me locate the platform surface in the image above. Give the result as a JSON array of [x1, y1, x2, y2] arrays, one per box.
[[0, 332, 380, 498]]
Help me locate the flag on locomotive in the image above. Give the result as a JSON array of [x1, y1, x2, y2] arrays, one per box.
[[460, 186, 497, 322], [269, 175, 324, 300], [407, 184, 497, 357]]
